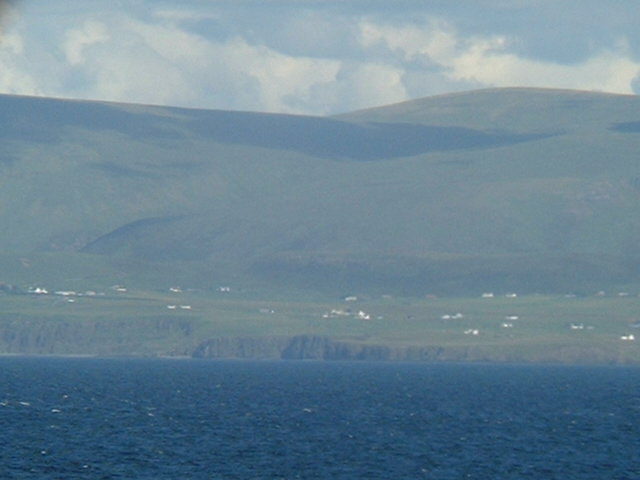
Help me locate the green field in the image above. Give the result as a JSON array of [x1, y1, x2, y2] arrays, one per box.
[[2, 284, 639, 363]]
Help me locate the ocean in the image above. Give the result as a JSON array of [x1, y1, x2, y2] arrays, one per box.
[[1, 357, 639, 479]]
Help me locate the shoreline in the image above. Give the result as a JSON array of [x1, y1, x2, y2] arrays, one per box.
[[1, 334, 638, 366]]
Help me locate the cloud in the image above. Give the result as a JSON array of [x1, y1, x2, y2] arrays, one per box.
[[0, 2, 39, 96], [0, 41, 41, 95], [1, 3, 639, 115], [448, 33, 640, 93], [51, 15, 344, 113], [0, 4, 412, 113], [63, 20, 109, 65], [632, 73, 640, 95], [152, 8, 220, 23], [358, 18, 640, 97], [0, 1, 16, 21], [0, 1, 18, 39], [359, 18, 458, 65], [304, 62, 407, 114]]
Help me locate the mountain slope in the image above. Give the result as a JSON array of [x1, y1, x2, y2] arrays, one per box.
[[2, 88, 640, 295]]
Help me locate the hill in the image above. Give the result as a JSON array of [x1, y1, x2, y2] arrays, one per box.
[[2, 88, 640, 296]]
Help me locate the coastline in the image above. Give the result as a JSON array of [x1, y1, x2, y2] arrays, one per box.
[[1, 334, 637, 366]]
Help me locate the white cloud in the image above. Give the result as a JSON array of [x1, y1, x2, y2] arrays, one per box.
[[54, 16, 343, 113], [1, 3, 639, 115], [0, 6, 413, 113], [64, 20, 109, 65], [125, 18, 210, 64], [449, 34, 640, 93], [632, 72, 640, 95], [0, 59, 39, 95], [359, 18, 458, 65], [0, 30, 22, 54], [317, 62, 407, 113], [0, 29, 41, 95], [152, 9, 220, 23], [358, 19, 640, 97]]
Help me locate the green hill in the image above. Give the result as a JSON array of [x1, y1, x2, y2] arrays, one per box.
[[2, 88, 640, 296]]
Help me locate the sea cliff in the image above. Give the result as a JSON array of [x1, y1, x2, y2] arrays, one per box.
[[193, 334, 638, 365], [1, 317, 637, 364]]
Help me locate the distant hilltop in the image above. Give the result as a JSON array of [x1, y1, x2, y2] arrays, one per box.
[[1, 87, 640, 295]]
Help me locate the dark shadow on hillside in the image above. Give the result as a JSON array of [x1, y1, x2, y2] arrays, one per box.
[[82, 216, 183, 256], [611, 121, 640, 133], [186, 110, 552, 160], [0, 94, 551, 161], [89, 162, 163, 179]]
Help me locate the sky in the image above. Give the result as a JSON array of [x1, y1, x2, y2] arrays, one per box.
[[1, 0, 640, 115]]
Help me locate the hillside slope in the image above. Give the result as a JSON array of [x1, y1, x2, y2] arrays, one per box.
[[2, 88, 640, 295]]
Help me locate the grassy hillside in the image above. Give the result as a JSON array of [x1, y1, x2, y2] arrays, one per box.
[[2, 88, 640, 296]]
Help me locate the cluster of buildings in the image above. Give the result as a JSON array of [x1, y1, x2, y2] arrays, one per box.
[[321, 308, 373, 320]]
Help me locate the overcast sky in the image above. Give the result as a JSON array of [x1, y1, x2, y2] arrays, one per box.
[[1, 0, 639, 115]]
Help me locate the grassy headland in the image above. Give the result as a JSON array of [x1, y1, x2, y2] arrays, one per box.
[[1, 282, 638, 363]]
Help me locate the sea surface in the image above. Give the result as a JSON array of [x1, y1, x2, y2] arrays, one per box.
[[1, 358, 639, 479]]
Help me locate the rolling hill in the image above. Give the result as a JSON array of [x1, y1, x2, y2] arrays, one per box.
[[2, 87, 640, 296]]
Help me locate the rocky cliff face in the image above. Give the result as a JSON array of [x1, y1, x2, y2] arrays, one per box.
[[191, 336, 290, 360], [194, 335, 451, 362], [0, 315, 195, 356], [1, 319, 635, 364], [192, 335, 639, 364]]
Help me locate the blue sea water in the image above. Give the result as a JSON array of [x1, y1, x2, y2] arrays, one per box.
[[1, 358, 639, 479]]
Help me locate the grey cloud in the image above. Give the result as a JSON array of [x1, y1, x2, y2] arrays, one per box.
[[1, 0, 639, 115], [343, 1, 640, 64], [0, 1, 16, 24], [632, 73, 640, 95]]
